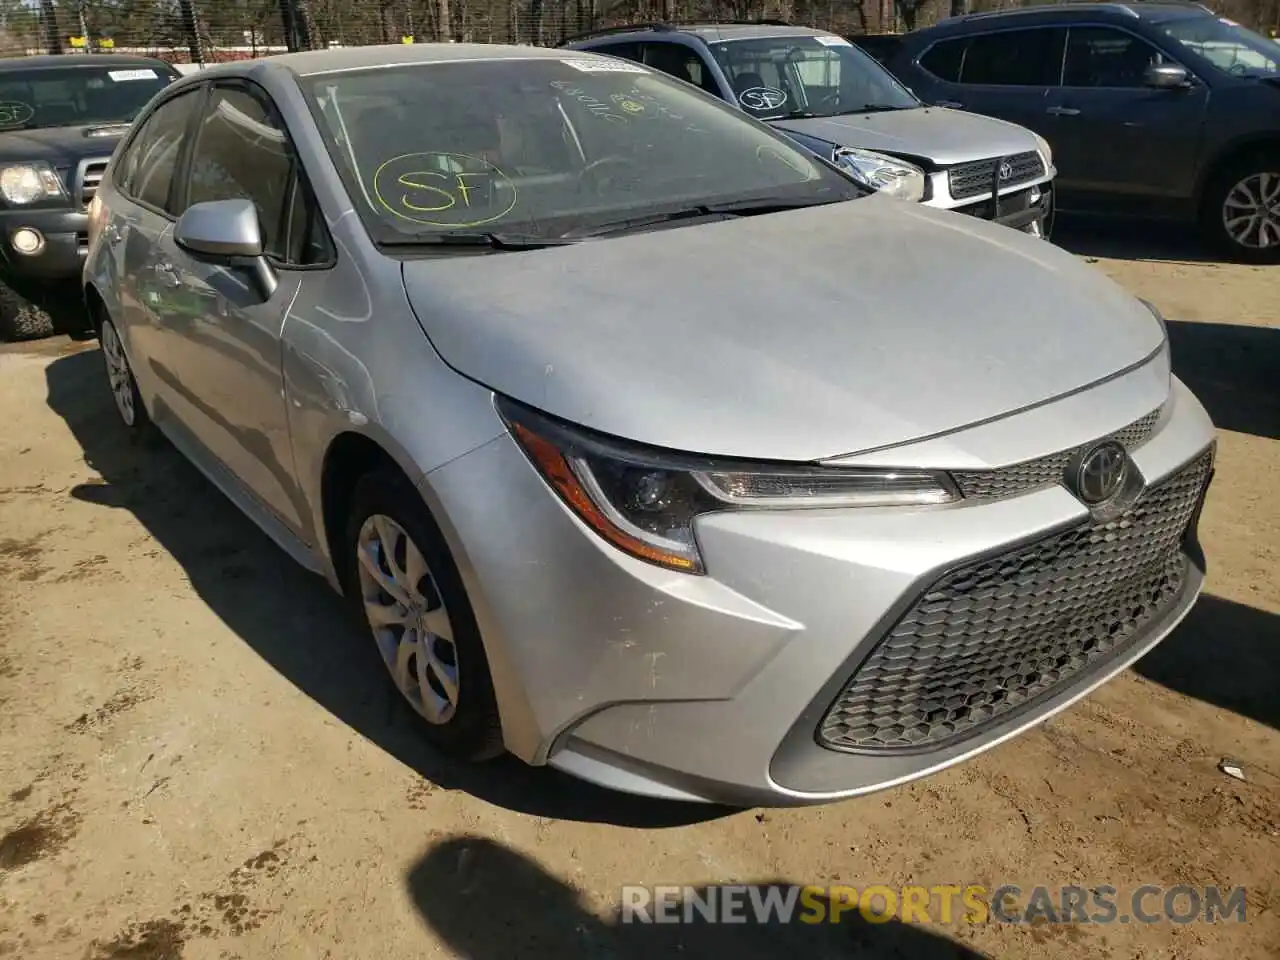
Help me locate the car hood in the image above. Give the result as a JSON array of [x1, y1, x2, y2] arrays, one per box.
[[0, 123, 129, 164], [401, 196, 1163, 462], [770, 107, 1041, 166]]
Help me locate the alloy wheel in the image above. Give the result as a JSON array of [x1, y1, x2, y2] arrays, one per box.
[[356, 514, 460, 724], [1222, 171, 1280, 251], [100, 321, 136, 427]]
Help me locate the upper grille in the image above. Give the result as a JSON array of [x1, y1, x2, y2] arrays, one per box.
[[77, 159, 109, 208], [953, 407, 1162, 503], [818, 449, 1212, 753], [948, 151, 1045, 201]]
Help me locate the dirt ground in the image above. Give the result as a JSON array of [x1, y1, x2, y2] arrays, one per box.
[[0, 220, 1277, 960]]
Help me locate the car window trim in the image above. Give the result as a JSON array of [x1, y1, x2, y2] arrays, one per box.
[[917, 25, 1068, 87], [114, 82, 209, 220], [185, 77, 337, 272], [1060, 22, 1204, 89]]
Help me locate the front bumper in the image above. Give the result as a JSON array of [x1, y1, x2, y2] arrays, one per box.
[[0, 208, 90, 281], [924, 172, 1056, 238], [423, 372, 1215, 807]]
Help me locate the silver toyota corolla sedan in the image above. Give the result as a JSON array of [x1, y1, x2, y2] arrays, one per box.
[[84, 43, 1216, 807]]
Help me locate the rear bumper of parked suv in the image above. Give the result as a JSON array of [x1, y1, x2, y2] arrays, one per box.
[[423, 373, 1213, 807]]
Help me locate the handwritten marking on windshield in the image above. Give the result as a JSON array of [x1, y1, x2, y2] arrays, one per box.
[[550, 81, 628, 124], [739, 87, 788, 111], [371, 152, 517, 228], [0, 101, 34, 128]]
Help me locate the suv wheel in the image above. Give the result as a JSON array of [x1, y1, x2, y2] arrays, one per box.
[[344, 466, 504, 762], [1202, 155, 1280, 263], [0, 275, 54, 342]]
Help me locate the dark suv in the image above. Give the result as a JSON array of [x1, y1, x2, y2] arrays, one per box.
[[0, 54, 180, 340], [881, 2, 1280, 261]]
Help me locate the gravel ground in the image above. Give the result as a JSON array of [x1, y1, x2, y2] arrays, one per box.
[[0, 221, 1277, 960]]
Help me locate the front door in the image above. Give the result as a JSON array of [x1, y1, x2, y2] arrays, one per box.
[[157, 81, 312, 536], [1048, 26, 1210, 203]]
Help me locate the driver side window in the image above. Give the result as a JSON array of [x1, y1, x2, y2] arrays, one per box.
[[638, 43, 722, 96]]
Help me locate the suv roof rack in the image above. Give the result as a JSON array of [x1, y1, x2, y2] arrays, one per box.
[[557, 22, 678, 44], [948, 1, 1143, 23], [558, 18, 797, 45]]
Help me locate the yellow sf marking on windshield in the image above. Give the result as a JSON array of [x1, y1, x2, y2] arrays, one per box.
[[371, 152, 518, 228]]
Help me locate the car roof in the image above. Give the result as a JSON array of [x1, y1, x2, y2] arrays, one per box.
[[0, 54, 176, 72], [567, 22, 842, 44], [228, 41, 606, 77], [915, 1, 1214, 35]]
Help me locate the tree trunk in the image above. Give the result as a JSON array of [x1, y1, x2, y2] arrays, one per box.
[[950, 0, 966, 18], [437, 0, 450, 41]]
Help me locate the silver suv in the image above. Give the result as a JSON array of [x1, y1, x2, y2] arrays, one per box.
[[561, 21, 1058, 237]]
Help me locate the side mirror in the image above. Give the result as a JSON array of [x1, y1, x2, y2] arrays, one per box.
[[1144, 63, 1191, 89], [174, 198, 277, 299]]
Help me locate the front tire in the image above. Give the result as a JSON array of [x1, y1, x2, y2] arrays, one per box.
[[1201, 154, 1280, 263], [344, 466, 504, 762], [0, 274, 54, 342]]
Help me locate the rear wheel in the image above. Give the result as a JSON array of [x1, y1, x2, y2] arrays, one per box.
[[344, 467, 504, 761], [1201, 155, 1280, 263], [0, 275, 54, 342]]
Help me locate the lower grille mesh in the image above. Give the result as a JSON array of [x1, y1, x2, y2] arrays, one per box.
[[818, 450, 1212, 753]]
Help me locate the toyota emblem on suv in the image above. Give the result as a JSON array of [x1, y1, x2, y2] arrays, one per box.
[[1072, 441, 1129, 504], [997, 159, 1014, 181]]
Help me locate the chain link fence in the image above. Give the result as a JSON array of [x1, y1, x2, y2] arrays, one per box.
[[2, 0, 1274, 64]]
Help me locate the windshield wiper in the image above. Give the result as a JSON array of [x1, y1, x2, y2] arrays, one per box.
[[379, 231, 577, 250], [702, 196, 843, 215], [827, 105, 913, 116], [562, 206, 732, 239]]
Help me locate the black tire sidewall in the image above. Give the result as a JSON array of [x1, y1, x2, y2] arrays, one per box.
[[0, 274, 54, 342], [1202, 156, 1280, 264], [343, 467, 504, 761]]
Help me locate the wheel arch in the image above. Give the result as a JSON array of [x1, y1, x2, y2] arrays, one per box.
[[1195, 133, 1280, 209]]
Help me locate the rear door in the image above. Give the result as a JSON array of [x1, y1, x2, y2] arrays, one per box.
[[112, 85, 206, 402], [1047, 25, 1209, 202], [920, 26, 1066, 140]]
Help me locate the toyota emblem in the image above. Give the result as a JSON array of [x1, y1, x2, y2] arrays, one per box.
[[997, 160, 1014, 181], [1072, 441, 1129, 505]]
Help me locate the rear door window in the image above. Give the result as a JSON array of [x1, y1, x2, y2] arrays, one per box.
[[959, 28, 1066, 85]]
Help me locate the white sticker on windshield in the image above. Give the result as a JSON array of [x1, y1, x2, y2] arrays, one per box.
[[815, 35, 852, 46], [109, 68, 158, 82], [560, 58, 648, 74]]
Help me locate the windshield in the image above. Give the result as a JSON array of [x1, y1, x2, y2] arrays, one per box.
[[301, 57, 860, 243], [1154, 15, 1280, 77], [709, 36, 919, 120], [0, 65, 177, 132]]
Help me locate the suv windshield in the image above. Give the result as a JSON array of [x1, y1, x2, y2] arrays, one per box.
[[1154, 15, 1280, 77], [710, 36, 919, 120], [302, 57, 861, 243], [0, 65, 177, 132]]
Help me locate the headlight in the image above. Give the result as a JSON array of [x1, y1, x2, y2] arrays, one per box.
[[0, 163, 65, 205], [1032, 132, 1054, 170], [832, 147, 926, 202], [499, 398, 958, 575]]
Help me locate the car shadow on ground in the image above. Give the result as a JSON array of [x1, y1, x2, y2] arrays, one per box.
[[1051, 216, 1222, 264], [43, 348, 728, 829], [406, 835, 989, 960], [1135, 594, 1280, 733], [1166, 318, 1280, 442]]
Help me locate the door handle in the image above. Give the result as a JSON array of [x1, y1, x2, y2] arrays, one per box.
[[1046, 106, 1081, 116], [935, 99, 965, 108]]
